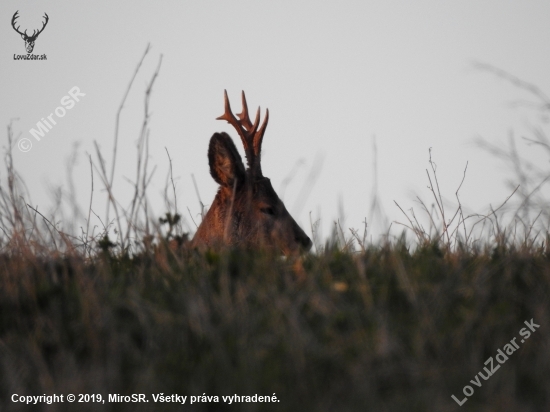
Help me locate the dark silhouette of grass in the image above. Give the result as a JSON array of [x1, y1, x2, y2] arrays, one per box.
[[1, 241, 549, 411]]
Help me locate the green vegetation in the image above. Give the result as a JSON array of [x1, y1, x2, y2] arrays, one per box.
[[1, 241, 549, 411]]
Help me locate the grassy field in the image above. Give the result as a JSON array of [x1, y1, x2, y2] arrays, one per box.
[[1, 239, 549, 411]]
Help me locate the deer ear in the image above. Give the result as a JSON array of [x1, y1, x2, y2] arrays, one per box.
[[208, 132, 245, 188]]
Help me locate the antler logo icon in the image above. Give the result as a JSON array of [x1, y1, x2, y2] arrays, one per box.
[[11, 11, 49, 54]]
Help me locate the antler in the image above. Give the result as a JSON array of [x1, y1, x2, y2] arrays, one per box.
[[217, 90, 269, 173], [11, 11, 25, 36], [11, 11, 49, 39], [32, 13, 49, 39]]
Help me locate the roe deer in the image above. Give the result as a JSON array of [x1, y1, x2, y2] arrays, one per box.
[[191, 90, 312, 255]]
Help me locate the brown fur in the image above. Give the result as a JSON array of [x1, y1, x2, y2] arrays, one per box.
[[191, 91, 311, 255]]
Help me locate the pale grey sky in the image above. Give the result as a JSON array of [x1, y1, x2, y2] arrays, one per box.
[[2, 1, 550, 243]]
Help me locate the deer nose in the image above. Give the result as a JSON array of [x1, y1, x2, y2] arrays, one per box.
[[298, 235, 312, 251]]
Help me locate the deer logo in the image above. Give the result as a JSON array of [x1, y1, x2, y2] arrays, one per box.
[[191, 91, 312, 255], [11, 11, 49, 54]]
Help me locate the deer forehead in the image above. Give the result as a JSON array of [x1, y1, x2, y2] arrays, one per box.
[[251, 178, 278, 197]]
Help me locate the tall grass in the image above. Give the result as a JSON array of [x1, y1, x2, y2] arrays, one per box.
[[2, 237, 549, 411]]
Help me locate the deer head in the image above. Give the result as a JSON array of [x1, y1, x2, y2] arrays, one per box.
[[12, 11, 49, 54], [191, 90, 312, 255]]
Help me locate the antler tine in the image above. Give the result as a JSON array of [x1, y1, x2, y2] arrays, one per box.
[[237, 91, 262, 136], [253, 109, 269, 157], [237, 91, 264, 152], [11, 11, 26, 36], [237, 91, 252, 130], [250, 107, 261, 138], [37, 13, 49, 35]]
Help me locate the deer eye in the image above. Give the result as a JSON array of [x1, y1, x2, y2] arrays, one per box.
[[260, 207, 275, 216]]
